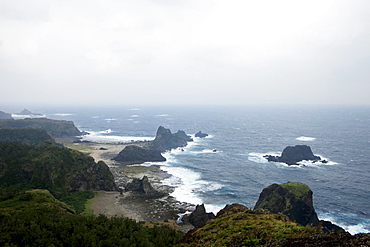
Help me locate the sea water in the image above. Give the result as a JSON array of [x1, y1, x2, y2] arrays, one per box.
[[29, 105, 370, 234]]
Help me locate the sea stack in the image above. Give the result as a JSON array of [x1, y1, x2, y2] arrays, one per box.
[[149, 126, 193, 152]]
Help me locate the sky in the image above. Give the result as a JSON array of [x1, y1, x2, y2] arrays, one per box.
[[1, 0, 370, 107]]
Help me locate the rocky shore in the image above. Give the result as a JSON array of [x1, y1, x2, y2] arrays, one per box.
[[69, 141, 195, 232]]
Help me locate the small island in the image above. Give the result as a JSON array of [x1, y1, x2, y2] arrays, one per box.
[[264, 145, 325, 165]]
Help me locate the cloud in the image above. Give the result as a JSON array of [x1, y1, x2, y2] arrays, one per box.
[[0, 0, 370, 106]]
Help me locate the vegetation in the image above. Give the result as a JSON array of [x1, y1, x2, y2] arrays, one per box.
[[176, 205, 319, 246], [0, 142, 116, 200], [0, 128, 56, 146], [0, 118, 82, 137], [0, 189, 183, 246]]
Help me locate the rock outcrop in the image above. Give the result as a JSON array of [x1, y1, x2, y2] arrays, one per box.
[[195, 131, 208, 138], [254, 182, 319, 226], [254, 182, 346, 233], [113, 145, 166, 164], [185, 204, 215, 227], [149, 126, 193, 152], [0, 111, 13, 120], [264, 145, 321, 165], [125, 176, 166, 198], [0, 118, 84, 138]]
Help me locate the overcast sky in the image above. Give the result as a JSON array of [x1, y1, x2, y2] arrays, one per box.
[[1, 0, 370, 107]]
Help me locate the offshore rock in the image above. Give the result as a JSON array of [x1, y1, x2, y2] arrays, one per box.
[[113, 145, 166, 164], [195, 131, 209, 138], [264, 145, 321, 165], [149, 126, 193, 152], [254, 182, 320, 226], [125, 176, 166, 198], [184, 204, 215, 228]]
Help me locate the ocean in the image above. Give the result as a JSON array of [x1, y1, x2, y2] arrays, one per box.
[[13, 105, 370, 234]]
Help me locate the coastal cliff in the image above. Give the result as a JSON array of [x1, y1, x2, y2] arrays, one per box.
[[0, 142, 117, 197], [0, 118, 84, 138]]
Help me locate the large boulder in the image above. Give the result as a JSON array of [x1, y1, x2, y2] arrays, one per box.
[[185, 204, 215, 227], [125, 176, 166, 198], [264, 145, 321, 165], [254, 182, 319, 226], [149, 126, 193, 152], [113, 145, 166, 164]]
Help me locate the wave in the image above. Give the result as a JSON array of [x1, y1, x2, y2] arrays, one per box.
[[11, 114, 46, 119], [318, 211, 370, 234], [104, 118, 117, 121], [81, 131, 154, 144], [99, 129, 112, 134], [155, 114, 169, 117], [159, 142, 224, 210], [53, 113, 74, 116], [296, 136, 316, 141]]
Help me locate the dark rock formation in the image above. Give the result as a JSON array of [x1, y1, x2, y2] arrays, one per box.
[[185, 204, 215, 227], [149, 126, 193, 152], [264, 145, 321, 165], [0, 118, 84, 138], [254, 182, 319, 226], [195, 131, 209, 138], [318, 220, 347, 234], [125, 176, 166, 198], [113, 145, 166, 164], [0, 111, 13, 120]]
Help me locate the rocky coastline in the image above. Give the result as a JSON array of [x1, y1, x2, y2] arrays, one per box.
[[70, 138, 196, 232]]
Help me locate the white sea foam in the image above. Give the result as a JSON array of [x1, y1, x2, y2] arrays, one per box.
[[248, 152, 280, 164], [160, 143, 223, 207], [11, 114, 46, 119], [205, 204, 225, 215], [104, 118, 117, 121], [318, 212, 370, 234], [99, 129, 112, 134], [81, 131, 154, 144], [54, 113, 74, 116], [130, 115, 139, 118], [296, 136, 316, 141], [155, 114, 169, 117]]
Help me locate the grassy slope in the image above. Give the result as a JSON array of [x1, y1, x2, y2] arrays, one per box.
[[176, 206, 318, 247]]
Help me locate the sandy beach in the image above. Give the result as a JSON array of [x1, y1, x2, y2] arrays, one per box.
[[68, 141, 194, 231]]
